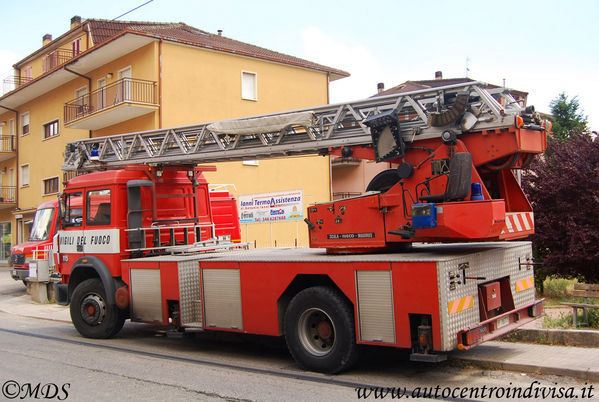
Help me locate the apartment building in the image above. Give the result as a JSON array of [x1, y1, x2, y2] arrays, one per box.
[[0, 16, 349, 261]]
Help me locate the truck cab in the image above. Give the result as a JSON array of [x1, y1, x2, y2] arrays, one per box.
[[10, 199, 82, 283], [54, 165, 232, 338]]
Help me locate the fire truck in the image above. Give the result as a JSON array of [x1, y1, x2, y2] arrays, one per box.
[[9, 191, 239, 283], [9, 199, 81, 283], [55, 82, 548, 373]]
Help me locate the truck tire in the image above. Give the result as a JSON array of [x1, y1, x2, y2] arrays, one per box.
[[284, 286, 358, 373], [70, 278, 125, 339]]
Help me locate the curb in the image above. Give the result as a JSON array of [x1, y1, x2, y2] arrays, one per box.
[[450, 355, 599, 382], [0, 306, 72, 324], [502, 328, 599, 348]]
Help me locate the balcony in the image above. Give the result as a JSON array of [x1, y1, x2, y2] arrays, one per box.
[[43, 49, 76, 73], [64, 77, 158, 129], [0, 136, 16, 162], [0, 186, 16, 209], [2, 76, 33, 96]]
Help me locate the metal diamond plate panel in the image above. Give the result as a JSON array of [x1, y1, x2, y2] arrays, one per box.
[[437, 243, 534, 350], [178, 260, 203, 327]]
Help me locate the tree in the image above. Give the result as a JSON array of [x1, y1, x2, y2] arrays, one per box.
[[522, 133, 599, 282], [549, 93, 589, 142]]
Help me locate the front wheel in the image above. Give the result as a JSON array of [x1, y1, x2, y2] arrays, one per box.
[[284, 286, 358, 373], [70, 278, 125, 339]]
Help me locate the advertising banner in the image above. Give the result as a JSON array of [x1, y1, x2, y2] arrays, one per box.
[[239, 190, 303, 224]]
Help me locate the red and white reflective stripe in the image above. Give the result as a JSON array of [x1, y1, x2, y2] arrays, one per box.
[[515, 276, 535, 292], [448, 294, 474, 315], [502, 212, 534, 234]]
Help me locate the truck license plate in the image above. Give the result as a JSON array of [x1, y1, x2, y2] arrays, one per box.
[[497, 316, 510, 329]]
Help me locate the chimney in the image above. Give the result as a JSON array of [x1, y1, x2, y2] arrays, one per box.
[[217, 30, 223, 36], [377, 82, 385, 94], [71, 15, 82, 29], [435, 71, 443, 80], [43, 34, 52, 46]]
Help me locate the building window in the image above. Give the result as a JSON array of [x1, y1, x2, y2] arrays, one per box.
[[241, 71, 257, 101], [43, 120, 59, 139], [72, 38, 81, 55], [8, 119, 15, 136], [21, 113, 29, 136], [42, 177, 59, 195], [20, 164, 29, 187], [23, 66, 32, 80]]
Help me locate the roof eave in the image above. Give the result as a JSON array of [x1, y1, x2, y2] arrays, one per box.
[[13, 21, 89, 68]]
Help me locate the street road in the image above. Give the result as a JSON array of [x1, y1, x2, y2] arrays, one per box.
[[0, 268, 592, 401]]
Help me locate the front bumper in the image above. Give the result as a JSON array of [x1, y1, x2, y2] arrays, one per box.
[[10, 267, 29, 281]]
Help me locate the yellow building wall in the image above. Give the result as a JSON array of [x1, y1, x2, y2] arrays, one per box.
[[160, 42, 329, 124], [21, 32, 90, 81], [17, 79, 91, 212], [0, 110, 26, 249], [160, 43, 333, 247], [203, 155, 330, 248], [0, 151, 17, 260], [6, 38, 335, 250], [86, 42, 158, 92]]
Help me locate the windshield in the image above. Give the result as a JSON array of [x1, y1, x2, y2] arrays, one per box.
[[29, 208, 55, 241]]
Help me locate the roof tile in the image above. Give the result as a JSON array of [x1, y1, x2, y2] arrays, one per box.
[[87, 19, 349, 79]]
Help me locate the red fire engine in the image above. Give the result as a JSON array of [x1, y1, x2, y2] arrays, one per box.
[[55, 82, 547, 373], [9, 190, 239, 283]]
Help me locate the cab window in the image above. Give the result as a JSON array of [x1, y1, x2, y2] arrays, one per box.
[[87, 189, 111, 226], [63, 192, 83, 227]]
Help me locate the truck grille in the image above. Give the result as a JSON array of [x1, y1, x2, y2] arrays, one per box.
[[11, 253, 25, 265]]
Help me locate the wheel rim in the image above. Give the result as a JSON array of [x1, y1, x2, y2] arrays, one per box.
[[297, 307, 336, 356], [80, 293, 106, 326]]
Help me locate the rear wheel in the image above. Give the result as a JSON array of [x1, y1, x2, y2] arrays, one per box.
[[70, 278, 125, 339], [284, 286, 358, 373]]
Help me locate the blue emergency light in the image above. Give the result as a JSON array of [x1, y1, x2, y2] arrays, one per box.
[[411, 203, 438, 229]]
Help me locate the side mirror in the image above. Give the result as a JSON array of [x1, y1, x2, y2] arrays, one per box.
[[58, 196, 66, 222]]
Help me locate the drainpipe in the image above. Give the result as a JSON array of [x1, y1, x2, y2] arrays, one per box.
[[0, 104, 20, 243], [63, 65, 91, 91], [326, 72, 330, 104], [158, 39, 163, 129], [63, 65, 93, 138]]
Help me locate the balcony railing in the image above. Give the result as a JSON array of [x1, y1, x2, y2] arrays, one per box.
[[332, 192, 362, 200], [64, 78, 158, 125], [0, 187, 16, 203], [0, 136, 15, 152], [43, 49, 76, 72], [2, 76, 33, 95]]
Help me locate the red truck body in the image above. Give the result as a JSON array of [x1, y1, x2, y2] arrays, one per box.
[[53, 155, 544, 374], [10, 176, 240, 283], [51, 84, 549, 373], [9, 200, 70, 281]]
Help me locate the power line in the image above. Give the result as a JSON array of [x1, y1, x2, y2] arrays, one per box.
[[111, 0, 155, 21]]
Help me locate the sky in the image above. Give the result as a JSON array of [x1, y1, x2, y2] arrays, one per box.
[[1, 0, 597, 129]]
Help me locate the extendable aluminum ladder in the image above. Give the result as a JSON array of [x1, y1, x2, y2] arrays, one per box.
[[63, 82, 525, 171]]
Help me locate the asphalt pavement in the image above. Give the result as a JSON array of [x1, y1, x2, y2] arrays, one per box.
[[1, 268, 598, 383]]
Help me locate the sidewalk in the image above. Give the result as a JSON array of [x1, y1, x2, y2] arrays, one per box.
[[0, 293, 71, 323], [450, 341, 599, 382]]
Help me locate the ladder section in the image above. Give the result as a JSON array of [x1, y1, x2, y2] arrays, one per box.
[[63, 82, 524, 171]]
